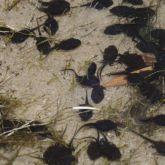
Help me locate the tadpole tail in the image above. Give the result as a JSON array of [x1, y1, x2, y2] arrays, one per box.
[[97, 64, 106, 80], [130, 129, 155, 144], [71, 3, 91, 9], [70, 123, 95, 142], [139, 117, 154, 123], [85, 89, 89, 105], [68, 123, 93, 147], [61, 69, 78, 77], [30, 23, 45, 32]]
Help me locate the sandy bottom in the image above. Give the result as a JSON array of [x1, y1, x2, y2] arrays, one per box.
[[0, 0, 165, 165]]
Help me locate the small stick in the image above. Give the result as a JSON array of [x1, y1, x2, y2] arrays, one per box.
[[102, 66, 154, 88], [73, 106, 99, 111]]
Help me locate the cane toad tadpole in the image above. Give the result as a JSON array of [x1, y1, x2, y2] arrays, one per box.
[[55, 38, 81, 51], [43, 129, 78, 165], [77, 0, 113, 10], [62, 62, 100, 87], [78, 119, 118, 133], [38, 0, 70, 16], [10, 24, 43, 44], [122, 0, 143, 5], [98, 45, 118, 79], [78, 90, 93, 121], [43, 15, 58, 35], [139, 114, 165, 126], [131, 130, 165, 156], [87, 133, 121, 161], [91, 85, 105, 104]]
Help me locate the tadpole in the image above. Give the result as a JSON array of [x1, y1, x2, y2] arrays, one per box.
[[28, 121, 53, 139], [151, 29, 165, 49], [43, 129, 78, 165], [122, 0, 143, 5], [78, 119, 118, 133], [91, 85, 105, 104], [110, 6, 154, 19], [55, 38, 81, 51], [1, 119, 24, 132], [78, 90, 93, 121], [139, 114, 165, 126], [77, 0, 113, 10], [62, 62, 100, 88], [38, 0, 70, 16], [118, 52, 146, 72], [137, 81, 163, 104], [87, 133, 121, 161], [104, 24, 144, 42], [35, 36, 53, 55], [97, 45, 118, 79], [10, 23, 44, 44], [43, 143, 76, 165], [34, 20, 55, 55], [43, 15, 59, 35], [131, 130, 165, 156], [110, 6, 136, 18]]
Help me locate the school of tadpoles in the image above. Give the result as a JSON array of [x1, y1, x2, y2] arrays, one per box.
[[0, 0, 165, 165]]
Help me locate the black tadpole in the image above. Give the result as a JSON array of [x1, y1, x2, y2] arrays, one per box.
[[130, 130, 165, 156], [72, 0, 113, 10], [86, 133, 121, 161], [122, 0, 143, 5], [110, 6, 136, 18], [78, 90, 93, 121], [117, 52, 146, 72], [140, 114, 165, 126], [77, 119, 118, 133], [43, 15, 59, 35], [91, 85, 105, 104], [43, 128, 78, 165], [97, 45, 118, 79], [10, 24, 44, 44], [62, 62, 100, 87], [55, 38, 81, 51], [34, 20, 55, 55], [104, 23, 145, 42], [38, 0, 70, 16]]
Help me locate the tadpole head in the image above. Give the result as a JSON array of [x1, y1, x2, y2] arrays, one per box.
[[123, 0, 143, 5], [11, 29, 32, 44], [87, 141, 101, 160], [43, 16, 59, 35], [57, 38, 81, 51], [110, 6, 135, 18], [154, 141, 165, 155], [101, 142, 121, 160], [91, 85, 105, 104], [104, 24, 123, 35], [43, 143, 76, 165], [103, 45, 118, 65], [152, 115, 165, 126], [39, 0, 70, 16], [87, 62, 97, 76], [36, 37, 52, 55], [78, 108, 93, 122]]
